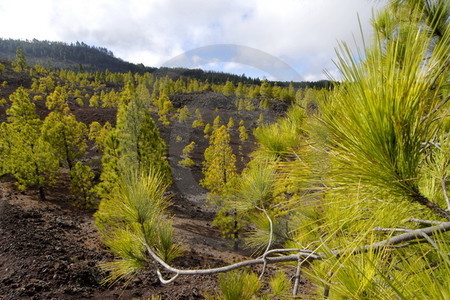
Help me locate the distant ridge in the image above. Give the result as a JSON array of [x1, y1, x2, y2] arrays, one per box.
[[0, 38, 331, 88]]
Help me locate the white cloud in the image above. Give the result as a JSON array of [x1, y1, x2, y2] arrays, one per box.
[[0, 0, 385, 80]]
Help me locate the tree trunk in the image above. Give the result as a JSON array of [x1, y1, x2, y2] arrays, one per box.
[[233, 212, 239, 251], [38, 186, 46, 201]]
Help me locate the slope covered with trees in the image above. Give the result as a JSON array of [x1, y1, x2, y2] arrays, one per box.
[[92, 1, 450, 299], [0, 1, 448, 298]]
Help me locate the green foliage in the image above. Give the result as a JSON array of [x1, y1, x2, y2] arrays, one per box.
[[95, 171, 182, 283], [223, 80, 235, 96], [254, 106, 304, 157], [12, 47, 27, 72], [4, 87, 58, 200], [88, 121, 112, 151], [42, 112, 87, 170], [95, 130, 121, 198], [201, 125, 237, 195], [89, 94, 100, 107], [217, 270, 261, 300], [212, 115, 222, 130], [116, 94, 172, 184], [70, 161, 96, 208], [179, 141, 196, 168], [182, 141, 195, 157], [179, 157, 196, 168], [155, 92, 174, 123], [259, 80, 272, 99], [238, 125, 248, 141], [192, 109, 205, 128], [227, 117, 234, 130], [177, 105, 190, 122], [203, 123, 212, 136], [46, 86, 70, 113], [7, 87, 39, 124], [322, 3, 450, 208], [269, 270, 291, 298]]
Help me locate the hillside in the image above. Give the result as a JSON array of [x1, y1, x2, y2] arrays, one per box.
[[0, 56, 312, 298], [2, 3, 447, 296], [0, 38, 331, 88]]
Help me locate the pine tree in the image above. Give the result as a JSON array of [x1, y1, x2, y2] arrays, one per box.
[[201, 125, 240, 247], [12, 47, 27, 72], [95, 130, 122, 198], [235, 82, 246, 98], [212, 115, 222, 130], [201, 125, 237, 195], [179, 141, 196, 168], [192, 108, 205, 128], [41, 111, 87, 171], [5, 87, 58, 200], [223, 80, 235, 96], [177, 106, 190, 123], [89, 94, 100, 107], [89, 121, 113, 152], [116, 94, 171, 184], [238, 125, 249, 141], [227, 117, 235, 130], [46, 86, 70, 113], [0, 122, 11, 176], [260, 80, 272, 99], [203, 123, 212, 137], [70, 161, 96, 207]]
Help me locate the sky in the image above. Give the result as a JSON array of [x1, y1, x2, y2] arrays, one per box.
[[0, 0, 385, 81]]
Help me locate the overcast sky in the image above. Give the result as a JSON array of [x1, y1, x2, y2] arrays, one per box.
[[0, 0, 385, 81]]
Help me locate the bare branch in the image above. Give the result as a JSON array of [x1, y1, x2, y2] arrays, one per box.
[[255, 206, 274, 279], [157, 269, 179, 284], [441, 178, 450, 211], [143, 221, 450, 283], [373, 227, 411, 232], [405, 218, 444, 225], [292, 258, 303, 296]]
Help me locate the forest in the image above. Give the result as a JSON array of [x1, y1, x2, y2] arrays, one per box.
[[0, 38, 330, 88], [0, 0, 449, 299]]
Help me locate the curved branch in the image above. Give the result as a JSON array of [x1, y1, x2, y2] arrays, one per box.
[[143, 221, 450, 281], [255, 206, 274, 279], [157, 269, 179, 284]]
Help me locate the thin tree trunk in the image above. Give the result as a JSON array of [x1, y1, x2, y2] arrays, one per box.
[[38, 186, 46, 201], [233, 210, 239, 251]]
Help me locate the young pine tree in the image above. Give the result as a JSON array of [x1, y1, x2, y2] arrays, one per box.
[[41, 112, 87, 170], [201, 125, 237, 195], [70, 161, 96, 208], [116, 94, 171, 184], [5, 87, 58, 200]]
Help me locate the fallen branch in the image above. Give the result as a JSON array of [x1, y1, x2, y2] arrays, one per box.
[[144, 221, 450, 283]]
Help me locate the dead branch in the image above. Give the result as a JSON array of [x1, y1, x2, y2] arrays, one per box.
[[144, 221, 450, 283]]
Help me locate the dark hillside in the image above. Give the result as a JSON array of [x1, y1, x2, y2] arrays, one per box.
[[0, 38, 152, 73]]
